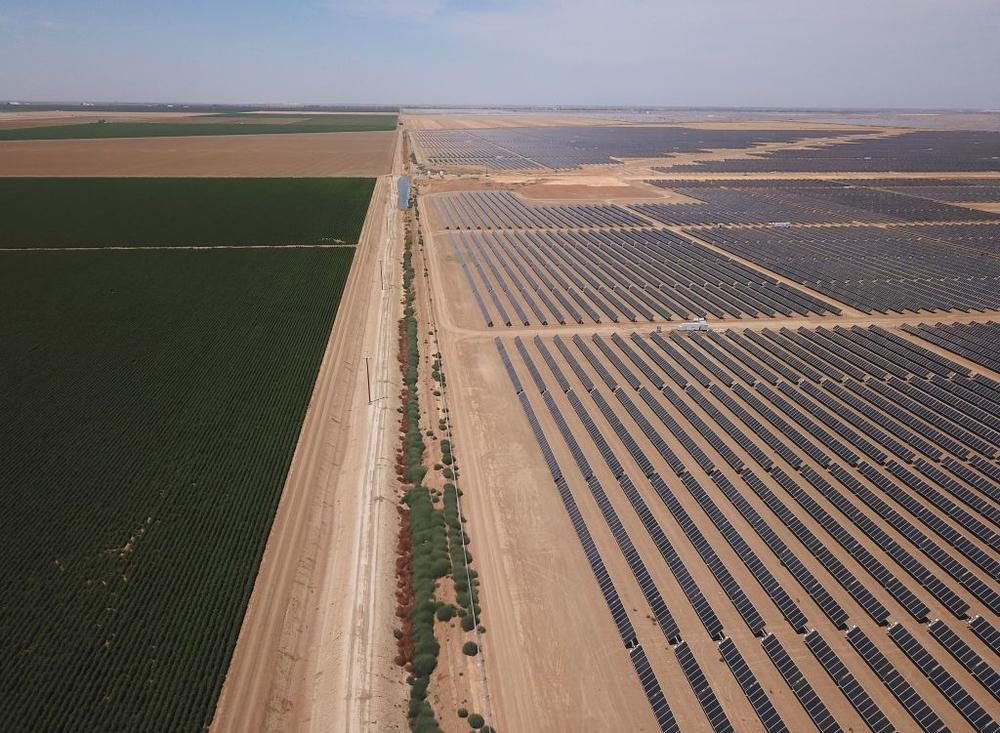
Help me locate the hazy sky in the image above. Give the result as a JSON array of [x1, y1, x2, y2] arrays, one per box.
[[1, 0, 998, 108]]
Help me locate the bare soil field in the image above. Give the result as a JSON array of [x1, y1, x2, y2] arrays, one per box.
[[959, 201, 1000, 213], [0, 111, 216, 128], [0, 131, 395, 177]]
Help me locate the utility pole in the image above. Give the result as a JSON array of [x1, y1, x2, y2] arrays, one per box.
[[365, 356, 372, 404], [379, 259, 384, 291]]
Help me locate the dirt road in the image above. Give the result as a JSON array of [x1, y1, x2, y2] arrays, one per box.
[[211, 132, 405, 732]]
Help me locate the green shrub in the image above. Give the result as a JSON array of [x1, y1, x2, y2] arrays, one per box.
[[435, 605, 456, 621], [461, 614, 476, 632], [462, 641, 479, 656], [412, 653, 437, 678], [468, 714, 485, 729], [457, 708, 468, 718]]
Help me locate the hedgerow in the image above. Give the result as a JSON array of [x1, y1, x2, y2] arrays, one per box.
[[394, 233, 448, 733]]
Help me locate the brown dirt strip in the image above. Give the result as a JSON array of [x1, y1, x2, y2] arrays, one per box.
[[211, 167, 405, 732], [0, 131, 395, 177]]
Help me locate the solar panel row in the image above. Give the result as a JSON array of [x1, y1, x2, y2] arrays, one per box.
[[694, 225, 1000, 314], [494, 338, 680, 732], [889, 624, 1000, 733], [434, 191, 648, 230], [638, 183, 995, 225], [414, 125, 849, 170], [448, 227, 836, 327], [665, 130, 1000, 173], [929, 618, 1000, 703], [719, 637, 790, 733], [804, 630, 896, 733], [762, 633, 843, 733], [496, 321, 999, 733], [905, 321, 1000, 374], [845, 626, 949, 733]]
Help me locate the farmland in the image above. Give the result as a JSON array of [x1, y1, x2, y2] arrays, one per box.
[[0, 178, 376, 247], [0, 131, 397, 177], [6, 103, 1000, 733], [0, 247, 356, 731], [0, 113, 398, 140], [410, 115, 1000, 732]]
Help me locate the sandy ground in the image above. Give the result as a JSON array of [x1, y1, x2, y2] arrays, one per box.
[[958, 201, 1000, 213], [0, 131, 396, 177], [211, 133, 406, 732]]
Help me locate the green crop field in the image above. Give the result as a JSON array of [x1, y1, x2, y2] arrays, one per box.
[[0, 246, 355, 730], [0, 178, 376, 247], [0, 113, 398, 140]]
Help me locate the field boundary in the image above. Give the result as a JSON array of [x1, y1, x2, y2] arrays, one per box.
[[210, 170, 403, 731]]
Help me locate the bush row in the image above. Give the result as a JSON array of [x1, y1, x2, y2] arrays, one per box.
[[396, 235, 447, 733], [442, 482, 481, 630]]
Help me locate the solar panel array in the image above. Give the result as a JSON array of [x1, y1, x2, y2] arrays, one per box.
[[647, 177, 1000, 205], [432, 190, 649, 229], [638, 182, 996, 225], [448, 228, 836, 327], [692, 225, 1000, 313], [413, 125, 857, 170], [666, 130, 1000, 172], [885, 185, 1000, 204], [409, 129, 543, 169], [496, 322, 1000, 732], [904, 321, 1000, 372], [496, 338, 682, 733], [903, 224, 1000, 257]]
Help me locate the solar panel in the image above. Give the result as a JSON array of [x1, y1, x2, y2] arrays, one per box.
[[804, 629, 895, 733], [846, 626, 949, 733], [889, 623, 1000, 733], [930, 619, 1000, 703], [762, 634, 843, 733], [719, 638, 790, 733], [675, 641, 734, 733]]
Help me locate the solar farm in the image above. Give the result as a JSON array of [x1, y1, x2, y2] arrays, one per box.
[[411, 116, 1000, 732], [411, 125, 864, 170]]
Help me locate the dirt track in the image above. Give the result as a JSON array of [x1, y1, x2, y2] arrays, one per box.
[[211, 133, 406, 732], [0, 131, 395, 177]]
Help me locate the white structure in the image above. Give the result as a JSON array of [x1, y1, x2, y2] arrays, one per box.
[[678, 318, 709, 332]]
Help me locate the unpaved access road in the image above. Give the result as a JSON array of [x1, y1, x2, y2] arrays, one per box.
[[211, 133, 406, 732]]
